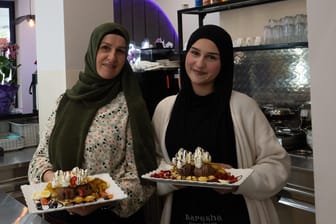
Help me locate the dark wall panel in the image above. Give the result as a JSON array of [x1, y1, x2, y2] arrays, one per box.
[[120, 0, 133, 40], [114, 0, 178, 50], [113, 0, 121, 24], [133, 0, 146, 44], [159, 15, 177, 47], [144, 2, 159, 45]]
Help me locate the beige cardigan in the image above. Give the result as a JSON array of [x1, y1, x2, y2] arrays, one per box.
[[152, 91, 291, 224]]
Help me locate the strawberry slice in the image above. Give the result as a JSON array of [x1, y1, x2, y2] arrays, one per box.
[[77, 186, 86, 197], [70, 176, 77, 186]]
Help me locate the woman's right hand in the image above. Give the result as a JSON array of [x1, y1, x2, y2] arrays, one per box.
[[211, 163, 237, 194], [42, 170, 55, 182], [213, 163, 233, 170], [173, 185, 186, 190]]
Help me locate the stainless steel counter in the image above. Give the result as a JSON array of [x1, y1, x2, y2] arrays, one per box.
[[0, 148, 51, 223], [0, 147, 36, 206], [276, 151, 315, 224], [0, 147, 36, 169], [289, 152, 313, 171], [0, 189, 49, 224]]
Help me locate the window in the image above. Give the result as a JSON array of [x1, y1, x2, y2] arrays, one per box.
[[0, 1, 15, 44]]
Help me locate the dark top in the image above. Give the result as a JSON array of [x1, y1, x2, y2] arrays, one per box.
[[165, 93, 250, 224]]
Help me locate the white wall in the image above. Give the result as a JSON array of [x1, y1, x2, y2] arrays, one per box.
[[15, 0, 36, 114], [307, 1, 336, 223], [35, 0, 113, 133], [34, 0, 66, 134], [63, 1, 114, 87]]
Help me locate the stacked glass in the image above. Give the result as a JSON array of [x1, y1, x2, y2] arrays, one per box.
[[263, 14, 308, 45]]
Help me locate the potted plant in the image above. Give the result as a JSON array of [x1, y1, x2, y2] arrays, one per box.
[[0, 38, 21, 114]]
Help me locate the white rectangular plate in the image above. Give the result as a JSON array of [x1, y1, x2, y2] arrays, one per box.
[[21, 173, 127, 214], [142, 164, 253, 189]]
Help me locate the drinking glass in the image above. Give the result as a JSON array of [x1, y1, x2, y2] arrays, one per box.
[[282, 16, 295, 43], [263, 25, 273, 45], [272, 20, 283, 44], [295, 14, 307, 42]]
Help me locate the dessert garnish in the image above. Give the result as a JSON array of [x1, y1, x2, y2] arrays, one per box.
[[32, 167, 113, 210], [151, 147, 239, 184]]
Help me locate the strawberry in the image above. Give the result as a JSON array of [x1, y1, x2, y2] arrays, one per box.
[[77, 187, 86, 197], [70, 176, 77, 187]]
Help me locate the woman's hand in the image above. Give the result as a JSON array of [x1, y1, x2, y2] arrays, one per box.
[[67, 204, 104, 216], [173, 185, 186, 190], [42, 170, 55, 182], [212, 163, 238, 194], [213, 186, 238, 195], [214, 163, 232, 170]]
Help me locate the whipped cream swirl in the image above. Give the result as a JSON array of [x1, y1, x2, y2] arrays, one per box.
[[51, 167, 89, 188], [172, 147, 212, 169]]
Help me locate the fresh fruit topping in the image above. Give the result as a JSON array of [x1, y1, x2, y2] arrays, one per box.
[[149, 168, 240, 184], [70, 176, 77, 186]]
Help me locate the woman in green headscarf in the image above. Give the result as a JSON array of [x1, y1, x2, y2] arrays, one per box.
[[28, 22, 157, 223]]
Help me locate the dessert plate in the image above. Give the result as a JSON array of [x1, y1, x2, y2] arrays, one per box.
[[21, 173, 127, 214], [142, 164, 253, 189]]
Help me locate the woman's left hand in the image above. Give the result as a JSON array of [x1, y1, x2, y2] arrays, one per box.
[[213, 186, 238, 195], [67, 204, 103, 216], [211, 163, 238, 194]]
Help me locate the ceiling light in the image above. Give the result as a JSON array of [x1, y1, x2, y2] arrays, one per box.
[[15, 0, 36, 26]]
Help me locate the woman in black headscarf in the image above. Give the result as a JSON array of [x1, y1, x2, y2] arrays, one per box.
[[152, 25, 290, 224], [28, 22, 157, 223]]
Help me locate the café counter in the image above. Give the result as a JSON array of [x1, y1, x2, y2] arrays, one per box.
[[0, 147, 50, 223], [0, 189, 50, 224], [0, 147, 36, 203]]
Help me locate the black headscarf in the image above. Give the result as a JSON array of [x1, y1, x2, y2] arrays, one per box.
[[49, 22, 157, 181], [166, 25, 237, 166], [182, 25, 234, 100]]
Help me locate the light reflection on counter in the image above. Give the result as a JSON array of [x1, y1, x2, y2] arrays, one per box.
[[0, 190, 50, 224]]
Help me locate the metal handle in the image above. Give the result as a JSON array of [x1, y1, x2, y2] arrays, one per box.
[[29, 81, 33, 94], [0, 176, 28, 185], [278, 196, 315, 213], [283, 186, 314, 198]]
